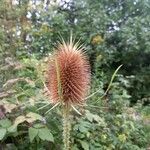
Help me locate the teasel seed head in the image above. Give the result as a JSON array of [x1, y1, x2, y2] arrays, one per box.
[[46, 37, 90, 105]]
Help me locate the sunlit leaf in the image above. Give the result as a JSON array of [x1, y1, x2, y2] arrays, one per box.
[[26, 112, 42, 123], [38, 128, 54, 142], [14, 116, 26, 126]]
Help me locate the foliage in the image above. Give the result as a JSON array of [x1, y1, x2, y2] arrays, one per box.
[[0, 57, 149, 149], [0, 0, 150, 149]]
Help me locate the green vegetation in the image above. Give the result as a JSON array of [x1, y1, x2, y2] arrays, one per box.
[[0, 0, 149, 149]]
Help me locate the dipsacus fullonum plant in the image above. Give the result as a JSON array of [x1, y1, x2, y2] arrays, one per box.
[[45, 37, 91, 150]]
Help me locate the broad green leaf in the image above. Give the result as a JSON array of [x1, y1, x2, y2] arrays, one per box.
[[0, 119, 11, 128], [78, 121, 90, 133], [0, 128, 6, 140], [80, 141, 89, 150], [7, 125, 17, 133], [79, 125, 88, 133], [29, 127, 38, 142], [38, 128, 54, 142]]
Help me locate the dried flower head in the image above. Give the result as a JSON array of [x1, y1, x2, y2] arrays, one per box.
[[46, 37, 90, 105]]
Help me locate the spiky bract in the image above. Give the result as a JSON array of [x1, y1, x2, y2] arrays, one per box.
[[46, 39, 90, 105]]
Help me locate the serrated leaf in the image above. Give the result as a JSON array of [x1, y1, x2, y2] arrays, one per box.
[[0, 119, 11, 128], [29, 127, 38, 142], [80, 141, 89, 150], [38, 128, 54, 142], [0, 128, 6, 140]]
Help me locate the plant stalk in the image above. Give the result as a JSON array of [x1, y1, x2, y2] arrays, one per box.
[[62, 104, 71, 150]]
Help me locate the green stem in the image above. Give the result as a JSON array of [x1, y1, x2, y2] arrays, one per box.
[[62, 105, 71, 150]]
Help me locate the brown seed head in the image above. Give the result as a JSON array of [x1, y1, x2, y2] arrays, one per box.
[[46, 39, 90, 105]]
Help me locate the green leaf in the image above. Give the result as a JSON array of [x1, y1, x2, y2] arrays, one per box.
[[0, 128, 6, 140], [118, 134, 126, 142], [29, 127, 38, 142], [34, 123, 45, 129], [38, 128, 54, 142], [78, 121, 90, 133], [0, 119, 11, 128], [79, 125, 88, 133], [86, 111, 94, 122], [80, 141, 89, 150], [7, 125, 17, 133]]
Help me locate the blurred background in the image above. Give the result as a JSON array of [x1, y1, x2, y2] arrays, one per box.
[[0, 0, 150, 149]]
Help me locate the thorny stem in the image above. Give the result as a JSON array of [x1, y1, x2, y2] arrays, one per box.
[[62, 104, 71, 150], [55, 53, 71, 150]]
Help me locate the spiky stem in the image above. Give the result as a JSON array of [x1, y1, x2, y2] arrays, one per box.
[[62, 104, 71, 150], [55, 57, 71, 149]]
